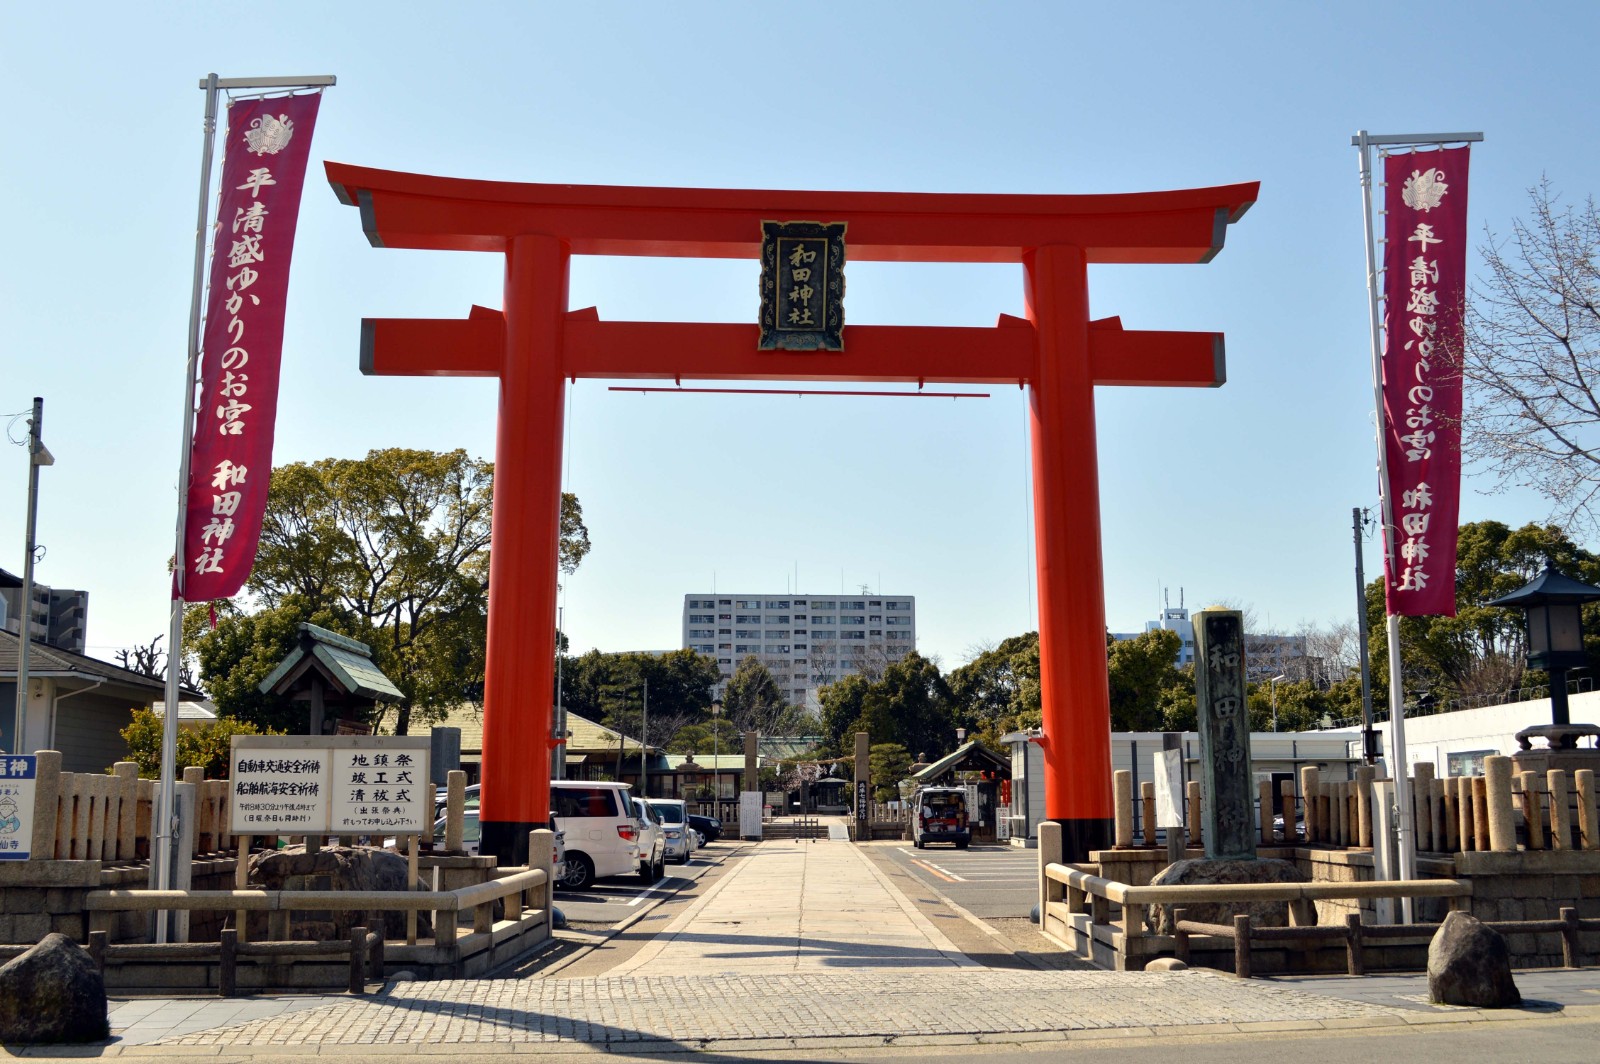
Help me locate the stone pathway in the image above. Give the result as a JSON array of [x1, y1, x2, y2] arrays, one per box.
[[90, 839, 1600, 1053], [604, 834, 973, 974], [154, 969, 1397, 1048]]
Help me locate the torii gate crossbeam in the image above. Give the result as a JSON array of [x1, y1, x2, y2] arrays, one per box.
[[328, 163, 1257, 863]]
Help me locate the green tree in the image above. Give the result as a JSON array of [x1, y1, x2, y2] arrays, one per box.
[[189, 448, 591, 735], [665, 717, 740, 757], [723, 655, 794, 734], [559, 648, 721, 744], [945, 632, 1041, 740], [120, 709, 274, 778], [866, 742, 913, 802], [184, 595, 351, 732], [855, 653, 955, 761], [1106, 628, 1185, 731], [1364, 521, 1600, 707], [818, 673, 872, 750]]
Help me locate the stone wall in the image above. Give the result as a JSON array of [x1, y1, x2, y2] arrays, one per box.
[[1457, 850, 1600, 968]]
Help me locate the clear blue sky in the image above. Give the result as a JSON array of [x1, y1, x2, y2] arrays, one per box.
[[3, 4, 1597, 670]]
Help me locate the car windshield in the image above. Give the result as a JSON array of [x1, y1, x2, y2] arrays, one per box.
[[633, 800, 656, 823], [651, 804, 685, 823]]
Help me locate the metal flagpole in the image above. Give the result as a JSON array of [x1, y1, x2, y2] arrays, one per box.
[[155, 74, 221, 942], [1354, 128, 1482, 923], [157, 72, 336, 943]]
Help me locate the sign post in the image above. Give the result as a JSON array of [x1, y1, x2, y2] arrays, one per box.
[[0, 755, 38, 860], [854, 731, 870, 843], [1154, 733, 1186, 866]]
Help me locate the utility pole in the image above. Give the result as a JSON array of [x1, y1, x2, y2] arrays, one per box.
[[641, 678, 649, 799], [12, 397, 52, 755]]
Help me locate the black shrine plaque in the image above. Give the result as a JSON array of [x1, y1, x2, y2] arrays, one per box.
[[758, 220, 846, 351]]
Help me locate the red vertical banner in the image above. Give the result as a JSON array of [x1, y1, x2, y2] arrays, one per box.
[[1382, 146, 1470, 617], [176, 92, 322, 602]]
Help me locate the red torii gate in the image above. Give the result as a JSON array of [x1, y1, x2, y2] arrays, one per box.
[[327, 163, 1257, 862]]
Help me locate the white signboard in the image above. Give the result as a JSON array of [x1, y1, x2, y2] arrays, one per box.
[[230, 743, 331, 834], [0, 755, 37, 860], [1153, 747, 1184, 827], [330, 746, 429, 834], [739, 791, 763, 840], [230, 736, 430, 836]]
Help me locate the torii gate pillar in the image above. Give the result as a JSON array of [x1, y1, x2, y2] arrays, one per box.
[[327, 164, 1257, 864], [1026, 244, 1114, 855]]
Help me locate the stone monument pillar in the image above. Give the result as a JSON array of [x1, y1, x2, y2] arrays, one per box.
[[854, 732, 870, 844], [740, 731, 761, 840], [1147, 607, 1309, 934], [1193, 608, 1254, 860]]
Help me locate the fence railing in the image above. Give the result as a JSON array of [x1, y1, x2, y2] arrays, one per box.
[[1172, 906, 1600, 978], [1106, 758, 1600, 855], [1039, 854, 1475, 972]]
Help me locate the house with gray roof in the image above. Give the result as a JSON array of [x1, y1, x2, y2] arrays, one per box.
[[0, 628, 194, 772]]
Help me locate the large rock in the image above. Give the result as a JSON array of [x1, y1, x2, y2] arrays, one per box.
[[1428, 911, 1521, 1008], [247, 845, 431, 942], [0, 933, 109, 1044], [1146, 857, 1310, 934]]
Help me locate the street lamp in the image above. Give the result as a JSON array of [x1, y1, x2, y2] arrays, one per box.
[[710, 697, 723, 819], [1269, 674, 1286, 732], [1487, 562, 1600, 727]]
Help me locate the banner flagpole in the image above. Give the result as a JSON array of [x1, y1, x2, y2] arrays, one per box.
[[1353, 128, 1481, 925], [156, 73, 334, 944]]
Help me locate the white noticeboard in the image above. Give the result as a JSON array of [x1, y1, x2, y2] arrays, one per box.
[[230, 736, 431, 837], [0, 755, 37, 860], [739, 791, 763, 839], [1153, 747, 1184, 827]]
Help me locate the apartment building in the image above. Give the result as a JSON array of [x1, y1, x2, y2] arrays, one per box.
[[682, 592, 916, 707], [0, 568, 88, 654]]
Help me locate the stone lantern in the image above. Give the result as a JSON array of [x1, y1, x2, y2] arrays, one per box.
[[1487, 562, 1600, 772]]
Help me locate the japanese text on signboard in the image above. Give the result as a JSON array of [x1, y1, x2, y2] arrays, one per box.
[[1381, 147, 1470, 616], [179, 92, 322, 603]]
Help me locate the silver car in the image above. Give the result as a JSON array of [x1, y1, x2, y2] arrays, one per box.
[[642, 798, 694, 864]]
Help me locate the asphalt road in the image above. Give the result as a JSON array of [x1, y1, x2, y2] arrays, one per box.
[[553, 843, 728, 925], [878, 841, 1039, 918]]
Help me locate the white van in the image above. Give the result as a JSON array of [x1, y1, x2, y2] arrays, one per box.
[[551, 781, 656, 889]]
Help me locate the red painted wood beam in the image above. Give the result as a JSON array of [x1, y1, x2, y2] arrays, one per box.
[[563, 318, 1035, 384], [327, 163, 1257, 265], [360, 305, 504, 377], [1088, 318, 1225, 388], [359, 308, 1225, 388]]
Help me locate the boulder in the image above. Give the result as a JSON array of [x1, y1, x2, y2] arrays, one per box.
[[1428, 911, 1521, 1008], [1146, 857, 1311, 934], [1144, 957, 1189, 971], [247, 845, 431, 942], [0, 933, 109, 1044]]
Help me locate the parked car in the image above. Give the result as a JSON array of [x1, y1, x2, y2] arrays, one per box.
[[550, 781, 649, 890], [435, 783, 481, 819], [642, 798, 694, 864], [687, 813, 722, 843], [912, 786, 971, 849], [631, 797, 667, 882], [426, 811, 567, 881]]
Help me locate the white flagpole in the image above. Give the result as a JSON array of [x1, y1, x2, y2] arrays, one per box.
[[157, 73, 335, 943], [1353, 129, 1482, 924]]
